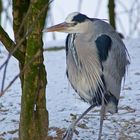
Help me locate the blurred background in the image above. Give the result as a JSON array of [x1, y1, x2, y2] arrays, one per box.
[[1, 0, 140, 43], [0, 1, 140, 139]]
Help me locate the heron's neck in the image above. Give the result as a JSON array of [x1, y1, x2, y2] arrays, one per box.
[[79, 22, 96, 41]]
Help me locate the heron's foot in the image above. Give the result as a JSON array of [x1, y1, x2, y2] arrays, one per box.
[[62, 124, 76, 140]]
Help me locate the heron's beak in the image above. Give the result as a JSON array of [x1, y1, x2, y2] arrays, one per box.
[[43, 22, 70, 32]]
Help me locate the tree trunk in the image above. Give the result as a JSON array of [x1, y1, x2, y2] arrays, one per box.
[[19, 1, 49, 140], [0, 0, 2, 24], [108, 0, 116, 29], [0, 0, 49, 135], [11, 0, 49, 140]]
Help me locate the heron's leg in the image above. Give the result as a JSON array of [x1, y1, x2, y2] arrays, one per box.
[[62, 103, 96, 140], [98, 97, 106, 140]]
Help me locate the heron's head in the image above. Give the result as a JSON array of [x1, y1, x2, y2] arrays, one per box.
[[44, 12, 91, 34]]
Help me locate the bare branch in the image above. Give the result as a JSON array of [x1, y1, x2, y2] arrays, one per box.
[[0, 0, 54, 96], [0, 50, 41, 97], [1, 60, 8, 93], [0, 0, 53, 71], [0, 26, 25, 60]]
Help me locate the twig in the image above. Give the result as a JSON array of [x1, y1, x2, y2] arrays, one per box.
[[1, 58, 8, 93], [0, 0, 54, 97], [0, 50, 41, 97], [2, 0, 13, 29], [0, 0, 53, 71]]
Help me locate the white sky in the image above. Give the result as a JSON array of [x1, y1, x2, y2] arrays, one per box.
[[44, 0, 140, 41], [1, 0, 140, 42]]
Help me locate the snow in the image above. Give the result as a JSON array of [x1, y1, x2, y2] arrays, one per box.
[[45, 39, 65, 48], [0, 38, 140, 140], [0, 48, 21, 139]]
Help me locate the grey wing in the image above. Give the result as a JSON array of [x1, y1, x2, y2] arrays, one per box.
[[95, 34, 129, 113], [95, 34, 129, 101]]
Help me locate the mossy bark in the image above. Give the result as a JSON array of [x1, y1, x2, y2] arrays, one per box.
[[0, 0, 49, 139], [13, 0, 28, 86], [12, 0, 49, 140], [19, 1, 49, 140]]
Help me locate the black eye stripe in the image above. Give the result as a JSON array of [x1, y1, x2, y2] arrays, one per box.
[[72, 13, 88, 23]]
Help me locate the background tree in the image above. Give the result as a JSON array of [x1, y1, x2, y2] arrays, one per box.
[[108, 0, 116, 29], [0, 0, 50, 140], [0, 0, 2, 24]]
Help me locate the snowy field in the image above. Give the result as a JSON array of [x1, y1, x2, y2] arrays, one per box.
[[0, 38, 140, 140]]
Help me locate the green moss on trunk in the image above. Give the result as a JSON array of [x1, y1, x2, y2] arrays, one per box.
[[1, 1, 49, 139], [19, 0, 49, 140]]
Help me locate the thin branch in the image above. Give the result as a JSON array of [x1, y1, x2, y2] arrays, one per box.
[[14, 3, 32, 42], [0, 26, 24, 60], [0, 0, 53, 71], [0, 50, 41, 97], [116, 0, 128, 13], [0, 0, 54, 96], [1, 60, 8, 92], [2, 0, 12, 28]]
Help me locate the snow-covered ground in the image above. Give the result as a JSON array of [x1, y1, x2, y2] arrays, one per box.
[[0, 38, 140, 140]]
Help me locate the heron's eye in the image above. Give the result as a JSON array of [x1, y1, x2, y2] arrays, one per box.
[[70, 22, 77, 26], [67, 22, 77, 27], [73, 22, 77, 26]]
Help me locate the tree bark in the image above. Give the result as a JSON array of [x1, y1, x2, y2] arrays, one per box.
[[0, 0, 49, 140], [19, 0, 49, 140], [0, 26, 24, 61], [0, 0, 2, 24], [108, 0, 116, 29]]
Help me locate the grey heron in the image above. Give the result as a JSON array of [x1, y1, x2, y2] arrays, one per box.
[[44, 12, 129, 140]]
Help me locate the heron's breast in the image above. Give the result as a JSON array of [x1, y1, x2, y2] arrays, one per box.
[[66, 43, 103, 103]]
